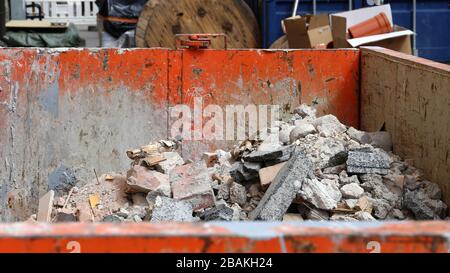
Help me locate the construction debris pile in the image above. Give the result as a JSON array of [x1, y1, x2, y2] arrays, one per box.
[[31, 105, 448, 223]]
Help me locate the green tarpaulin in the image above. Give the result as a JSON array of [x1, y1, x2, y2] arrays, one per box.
[[1, 23, 85, 47]]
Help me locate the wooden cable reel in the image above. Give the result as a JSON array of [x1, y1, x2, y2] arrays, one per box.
[[136, 0, 260, 49]]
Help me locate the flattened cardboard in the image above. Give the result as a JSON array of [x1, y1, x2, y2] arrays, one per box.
[[308, 25, 333, 48], [348, 29, 414, 47], [309, 14, 330, 29], [365, 35, 412, 55], [284, 17, 311, 48], [284, 14, 332, 49]]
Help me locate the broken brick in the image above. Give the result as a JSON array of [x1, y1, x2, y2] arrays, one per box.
[[258, 162, 286, 189], [170, 162, 215, 210], [126, 165, 171, 196]]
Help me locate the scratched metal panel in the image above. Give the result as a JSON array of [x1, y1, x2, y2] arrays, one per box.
[[0, 48, 360, 221], [0, 48, 170, 221]]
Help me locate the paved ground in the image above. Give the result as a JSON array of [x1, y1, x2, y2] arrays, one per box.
[[77, 28, 100, 47]]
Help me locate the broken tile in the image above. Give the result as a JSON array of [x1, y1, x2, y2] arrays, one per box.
[[37, 190, 55, 222]]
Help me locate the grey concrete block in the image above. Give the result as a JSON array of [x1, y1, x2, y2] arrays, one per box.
[[249, 147, 313, 220], [150, 196, 195, 222]]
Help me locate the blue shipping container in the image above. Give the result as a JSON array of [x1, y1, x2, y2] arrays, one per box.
[[261, 0, 450, 62]]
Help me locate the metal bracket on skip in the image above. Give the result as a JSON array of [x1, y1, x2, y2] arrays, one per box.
[[175, 33, 227, 50]]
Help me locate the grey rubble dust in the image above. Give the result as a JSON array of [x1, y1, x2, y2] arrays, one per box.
[[21, 105, 449, 223]]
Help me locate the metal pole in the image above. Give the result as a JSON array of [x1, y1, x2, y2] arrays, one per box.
[[413, 0, 418, 56], [292, 0, 299, 17], [313, 0, 317, 15], [349, 0, 352, 11]]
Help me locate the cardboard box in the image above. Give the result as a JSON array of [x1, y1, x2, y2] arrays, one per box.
[[331, 4, 414, 54], [283, 14, 333, 49]]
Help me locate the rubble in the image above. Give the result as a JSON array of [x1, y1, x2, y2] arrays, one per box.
[[37, 190, 55, 222], [340, 183, 364, 199], [347, 127, 393, 152], [289, 122, 316, 142], [258, 162, 286, 189], [200, 204, 234, 221], [347, 147, 392, 174], [150, 196, 196, 222], [404, 189, 448, 220], [249, 148, 313, 220], [170, 162, 216, 210], [29, 104, 448, 223], [354, 211, 376, 221], [312, 115, 347, 137], [243, 146, 292, 162], [299, 178, 342, 210], [155, 152, 185, 174], [126, 165, 170, 195], [229, 182, 247, 206]]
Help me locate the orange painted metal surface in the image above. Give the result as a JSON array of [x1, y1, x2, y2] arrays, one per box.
[[176, 49, 359, 125], [0, 48, 359, 149], [170, 49, 360, 158], [0, 222, 449, 253]]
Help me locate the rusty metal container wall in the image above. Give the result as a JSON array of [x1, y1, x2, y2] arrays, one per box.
[[0, 48, 360, 221], [0, 47, 449, 253]]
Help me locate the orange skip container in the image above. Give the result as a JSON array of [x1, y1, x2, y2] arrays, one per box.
[[348, 12, 393, 38]]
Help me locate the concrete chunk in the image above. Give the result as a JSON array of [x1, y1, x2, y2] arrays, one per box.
[[340, 183, 364, 199], [298, 178, 342, 210], [229, 162, 258, 182], [243, 146, 292, 162], [354, 211, 376, 221], [249, 148, 313, 220], [289, 122, 316, 142], [155, 152, 184, 174], [229, 182, 247, 206], [200, 204, 234, 221], [312, 115, 346, 137], [151, 196, 195, 222], [404, 190, 447, 220], [347, 148, 391, 174], [243, 162, 262, 176]]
